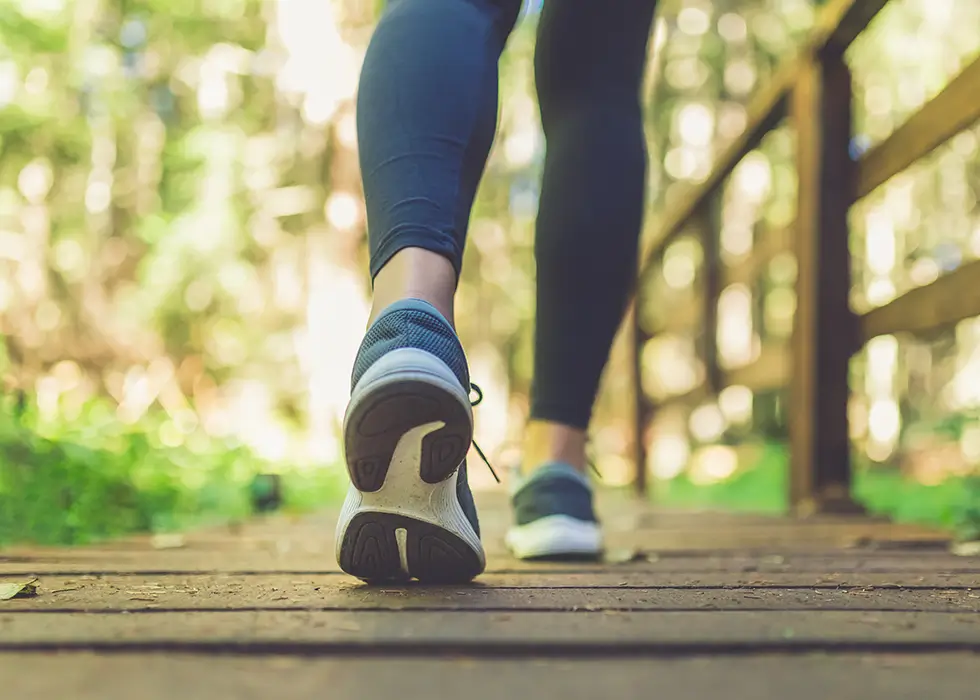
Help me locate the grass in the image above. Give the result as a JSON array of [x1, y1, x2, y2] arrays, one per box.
[[656, 441, 980, 538]]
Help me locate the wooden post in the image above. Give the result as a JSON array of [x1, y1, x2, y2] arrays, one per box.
[[700, 206, 722, 395], [789, 49, 863, 516], [631, 300, 650, 496]]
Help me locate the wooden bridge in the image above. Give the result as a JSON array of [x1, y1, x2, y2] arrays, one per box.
[[3, 0, 980, 697], [2, 492, 978, 699]]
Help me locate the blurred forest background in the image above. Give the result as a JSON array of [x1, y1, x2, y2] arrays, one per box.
[[0, 0, 978, 545]]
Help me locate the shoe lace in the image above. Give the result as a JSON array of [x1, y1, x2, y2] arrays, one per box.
[[468, 383, 602, 482], [467, 383, 500, 483], [585, 453, 604, 480]]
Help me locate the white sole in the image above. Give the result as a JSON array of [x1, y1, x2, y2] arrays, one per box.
[[505, 514, 603, 560], [336, 348, 485, 583]]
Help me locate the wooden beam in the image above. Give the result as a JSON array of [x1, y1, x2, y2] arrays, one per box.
[[856, 55, 980, 200], [636, 62, 794, 275], [646, 294, 702, 335], [723, 344, 791, 393], [649, 347, 790, 413], [810, 0, 893, 54], [649, 381, 710, 411], [651, 345, 792, 410], [859, 259, 980, 342], [722, 226, 793, 287], [788, 52, 862, 517]]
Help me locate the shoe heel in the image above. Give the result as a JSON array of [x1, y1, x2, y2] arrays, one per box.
[[345, 377, 472, 492], [338, 511, 484, 584]]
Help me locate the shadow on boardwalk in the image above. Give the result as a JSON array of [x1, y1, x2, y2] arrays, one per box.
[[1, 490, 978, 699]]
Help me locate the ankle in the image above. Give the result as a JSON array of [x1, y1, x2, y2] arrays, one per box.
[[522, 420, 588, 474], [370, 248, 457, 328]]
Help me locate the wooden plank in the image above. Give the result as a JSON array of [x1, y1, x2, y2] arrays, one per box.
[[723, 344, 791, 392], [810, 0, 893, 54], [859, 258, 980, 341], [466, 571, 980, 589], [3, 610, 980, 650], [3, 576, 975, 612], [627, 517, 947, 544], [0, 553, 343, 575], [505, 530, 950, 555], [788, 52, 861, 516], [8, 571, 978, 591], [5, 654, 980, 700], [856, 55, 980, 200], [2, 551, 978, 578]]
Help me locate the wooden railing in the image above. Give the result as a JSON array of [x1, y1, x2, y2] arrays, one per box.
[[628, 0, 980, 515]]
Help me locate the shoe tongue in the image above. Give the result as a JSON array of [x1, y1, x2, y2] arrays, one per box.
[[511, 461, 591, 496], [375, 298, 453, 330]]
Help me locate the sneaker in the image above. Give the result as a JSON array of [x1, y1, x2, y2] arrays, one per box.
[[335, 299, 485, 583], [505, 462, 603, 560]]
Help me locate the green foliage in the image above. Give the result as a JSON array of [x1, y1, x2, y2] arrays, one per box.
[[657, 442, 789, 515], [855, 469, 979, 532], [0, 395, 346, 547], [0, 6, 69, 54], [0, 0, 355, 549]]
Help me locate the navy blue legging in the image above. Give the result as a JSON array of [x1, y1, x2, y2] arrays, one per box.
[[358, 0, 657, 429]]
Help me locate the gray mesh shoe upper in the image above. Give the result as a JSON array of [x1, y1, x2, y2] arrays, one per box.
[[351, 299, 469, 391], [455, 460, 480, 538], [511, 462, 597, 527]]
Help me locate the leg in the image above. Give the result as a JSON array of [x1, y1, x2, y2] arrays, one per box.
[[528, 0, 656, 467], [507, 0, 656, 560], [360, 0, 521, 326], [336, 0, 521, 584]]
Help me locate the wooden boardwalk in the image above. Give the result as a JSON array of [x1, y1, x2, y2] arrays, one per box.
[[2, 489, 979, 699]]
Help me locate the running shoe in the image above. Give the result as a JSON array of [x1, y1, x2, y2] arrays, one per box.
[[335, 299, 484, 583], [505, 462, 603, 560]]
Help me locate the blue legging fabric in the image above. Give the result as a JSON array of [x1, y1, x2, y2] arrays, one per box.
[[358, 0, 657, 429]]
